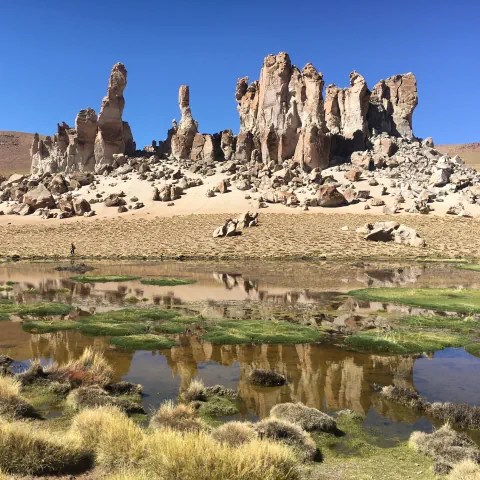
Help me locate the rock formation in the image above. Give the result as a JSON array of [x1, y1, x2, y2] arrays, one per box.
[[171, 85, 198, 160], [235, 53, 330, 170], [367, 73, 418, 139], [94, 63, 129, 168], [325, 72, 371, 156], [31, 63, 134, 175]]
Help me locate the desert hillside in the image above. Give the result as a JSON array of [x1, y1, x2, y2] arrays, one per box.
[[436, 142, 480, 169], [0, 131, 43, 176]]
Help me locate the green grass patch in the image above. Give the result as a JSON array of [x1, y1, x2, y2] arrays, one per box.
[[344, 330, 470, 354], [22, 320, 79, 334], [6, 281, 17, 286], [140, 278, 197, 286], [124, 296, 140, 304], [400, 315, 480, 334], [70, 275, 141, 283], [0, 286, 13, 292], [196, 396, 239, 418], [109, 334, 175, 350], [349, 287, 480, 313], [456, 263, 480, 271], [312, 412, 435, 479], [79, 308, 181, 324], [0, 302, 73, 320], [201, 320, 323, 345], [465, 343, 480, 357], [24, 288, 41, 294], [79, 322, 148, 337]]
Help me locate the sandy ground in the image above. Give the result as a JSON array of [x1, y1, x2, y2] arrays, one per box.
[[1, 165, 480, 260], [1, 211, 479, 260], [2, 165, 480, 227]]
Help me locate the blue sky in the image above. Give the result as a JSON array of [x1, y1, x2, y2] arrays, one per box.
[[0, 0, 478, 146]]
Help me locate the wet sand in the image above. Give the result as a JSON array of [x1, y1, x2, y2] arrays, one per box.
[[1, 212, 479, 260]]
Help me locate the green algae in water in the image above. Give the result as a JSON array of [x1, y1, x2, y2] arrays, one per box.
[[202, 320, 323, 345], [70, 275, 141, 283], [109, 334, 175, 350], [344, 330, 470, 354], [140, 278, 197, 286], [349, 287, 480, 313]]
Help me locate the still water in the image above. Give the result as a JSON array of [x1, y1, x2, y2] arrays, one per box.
[[1, 260, 479, 440]]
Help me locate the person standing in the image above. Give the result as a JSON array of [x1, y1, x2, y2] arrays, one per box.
[[70, 243, 76, 256]]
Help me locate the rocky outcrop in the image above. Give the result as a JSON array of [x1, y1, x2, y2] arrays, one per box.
[[171, 85, 198, 160], [94, 63, 128, 168], [367, 73, 418, 139], [30, 63, 133, 175], [75, 108, 98, 172], [235, 53, 329, 170], [325, 72, 371, 156]]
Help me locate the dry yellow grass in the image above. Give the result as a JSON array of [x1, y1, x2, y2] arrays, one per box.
[[1, 212, 480, 260], [47, 347, 113, 386]]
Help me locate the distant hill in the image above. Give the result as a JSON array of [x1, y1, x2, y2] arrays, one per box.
[[0, 131, 43, 176], [435, 142, 480, 169]]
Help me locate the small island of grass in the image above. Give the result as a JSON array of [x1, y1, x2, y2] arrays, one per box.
[[110, 334, 175, 350], [201, 319, 323, 345], [349, 287, 480, 313], [140, 278, 197, 287], [70, 275, 141, 283]]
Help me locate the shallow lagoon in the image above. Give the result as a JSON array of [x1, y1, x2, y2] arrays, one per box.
[[1, 259, 479, 442]]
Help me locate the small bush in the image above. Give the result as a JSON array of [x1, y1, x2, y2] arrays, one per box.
[[211, 421, 257, 447], [466, 343, 480, 357], [409, 424, 480, 475], [204, 385, 239, 398], [181, 378, 207, 403], [150, 400, 207, 432], [446, 460, 480, 479], [70, 406, 145, 469], [0, 421, 92, 475], [254, 418, 318, 461], [249, 369, 287, 387], [270, 402, 337, 433], [0, 375, 37, 418]]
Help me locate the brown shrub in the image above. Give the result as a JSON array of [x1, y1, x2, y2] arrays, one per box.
[[150, 401, 207, 432], [248, 369, 287, 387]]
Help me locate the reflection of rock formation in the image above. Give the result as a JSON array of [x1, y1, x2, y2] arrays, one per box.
[[3, 324, 134, 382], [163, 337, 415, 417], [358, 267, 424, 288]]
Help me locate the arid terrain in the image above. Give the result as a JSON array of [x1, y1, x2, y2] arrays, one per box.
[[0, 131, 43, 175], [0, 211, 479, 260], [436, 142, 480, 169]]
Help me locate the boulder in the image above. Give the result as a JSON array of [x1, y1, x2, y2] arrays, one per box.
[[23, 184, 55, 210], [429, 169, 450, 187], [315, 185, 346, 207], [49, 174, 69, 195], [7, 203, 32, 216], [73, 198, 91, 216], [344, 169, 361, 182]]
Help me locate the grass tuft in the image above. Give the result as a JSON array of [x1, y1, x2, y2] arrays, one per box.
[[0, 421, 92, 475], [249, 369, 287, 387], [465, 343, 480, 357], [211, 421, 256, 447], [0, 375, 37, 418], [270, 402, 337, 433], [150, 400, 207, 432]]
